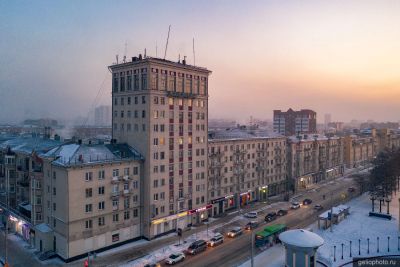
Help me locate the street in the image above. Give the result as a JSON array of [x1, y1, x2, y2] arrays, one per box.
[[164, 177, 357, 267]]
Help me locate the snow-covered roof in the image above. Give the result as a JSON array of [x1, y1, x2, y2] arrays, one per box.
[[287, 134, 340, 143], [35, 223, 53, 233], [208, 128, 284, 142], [319, 205, 350, 219], [44, 143, 144, 167], [279, 229, 324, 248], [0, 136, 62, 155]]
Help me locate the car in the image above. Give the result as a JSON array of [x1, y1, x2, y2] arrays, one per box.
[[314, 204, 323, 211], [302, 199, 312, 205], [244, 211, 258, 218], [144, 264, 161, 267], [291, 202, 300, 209], [187, 240, 207, 255], [265, 212, 277, 222], [277, 209, 288, 216], [165, 253, 185, 265], [244, 221, 259, 230], [227, 227, 243, 238], [348, 187, 356, 193], [208, 233, 224, 247]]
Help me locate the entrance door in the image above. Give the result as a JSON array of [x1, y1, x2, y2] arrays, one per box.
[[53, 236, 56, 251], [40, 240, 43, 252]]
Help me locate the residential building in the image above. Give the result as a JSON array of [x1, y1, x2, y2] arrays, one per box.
[[208, 127, 287, 216], [109, 55, 211, 238], [273, 109, 317, 136], [287, 134, 344, 191], [343, 135, 375, 169], [94, 105, 112, 126], [36, 142, 143, 261]]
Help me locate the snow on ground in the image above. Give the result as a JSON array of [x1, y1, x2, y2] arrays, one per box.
[[313, 192, 400, 267], [240, 192, 400, 267]]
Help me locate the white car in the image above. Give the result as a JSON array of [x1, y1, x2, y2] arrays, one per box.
[[244, 211, 258, 218], [165, 252, 185, 265], [227, 227, 243, 238], [208, 233, 224, 247], [291, 202, 300, 209]]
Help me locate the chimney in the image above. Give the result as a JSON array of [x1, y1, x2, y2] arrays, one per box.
[[182, 56, 186, 65]]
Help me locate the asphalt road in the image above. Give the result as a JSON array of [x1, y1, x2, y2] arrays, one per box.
[[160, 177, 357, 267]]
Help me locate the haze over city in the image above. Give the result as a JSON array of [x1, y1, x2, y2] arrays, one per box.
[[1, 0, 400, 124]]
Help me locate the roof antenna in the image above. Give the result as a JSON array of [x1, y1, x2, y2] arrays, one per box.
[[178, 54, 180, 63], [116, 55, 119, 64], [193, 37, 196, 66], [164, 25, 171, 60], [123, 41, 127, 63], [144, 48, 147, 58], [156, 41, 158, 58]]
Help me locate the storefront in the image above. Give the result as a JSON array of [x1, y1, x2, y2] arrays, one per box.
[[151, 211, 188, 237], [258, 186, 268, 201], [210, 197, 226, 216], [188, 204, 212, 225]]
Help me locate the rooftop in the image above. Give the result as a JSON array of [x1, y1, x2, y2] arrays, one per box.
[[279, 229, 324, 248], [43, 143, 143, 167], [287, 134, 340, 143], [0, 135, 62, 155], [208, 127, 284, 142]]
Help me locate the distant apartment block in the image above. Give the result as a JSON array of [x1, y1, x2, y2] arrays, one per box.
[[94, 105, 112, 126], [273, 109, 317, 136]]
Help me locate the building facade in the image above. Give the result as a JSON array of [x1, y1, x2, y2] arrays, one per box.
[[37, 142, 143, 261], [273, 109, 317, 136], [287, 135, 344, 191], [208, 127, 287, 216], [343, 135, 375, 169], [110, 56, 211, 238]]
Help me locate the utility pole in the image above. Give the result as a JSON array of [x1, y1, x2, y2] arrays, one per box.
[[251, 230, 255, 267], [5, 171, 9, 266], [330, 191, 333, 232]]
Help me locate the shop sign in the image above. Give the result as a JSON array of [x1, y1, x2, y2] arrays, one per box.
[[151, 211, 187, 225], [187, 204, 212, 215]]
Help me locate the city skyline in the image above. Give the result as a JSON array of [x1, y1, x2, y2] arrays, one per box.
[[1, 0, 400, 123]]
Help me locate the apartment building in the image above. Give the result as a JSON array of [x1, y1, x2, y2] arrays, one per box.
[[273, 109, 317, 136], [36, 142, 143, 261], [287, 134, 344, 191], [208, 127, 287, 216], [375, 128, 400, 153], [0, 135, 61, 242], [110, 55, 211, 238], [343, 135, 375, 169]]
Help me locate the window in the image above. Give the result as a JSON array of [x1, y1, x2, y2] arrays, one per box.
[[132, 180, 139, 189], [124, 197, 130, 208], [124, 211, 130, 220], [85, 188, 92, 198], [112, 169, 119, 177], [98, 170, 105, 180], [85, 219, 93, 229], [85, 204, 92, 213], [98, 201, 105, 210], [124, 167, 130, 176], [133, 166, 139, 175], [53, 203, 56, 211], [98, 217, 105, 226], [142, 96, 146, 104], [98, 186, 105, 195], [133, 208, 138, 217], [133, 195, 138, 202], [113, 213, 119, 222], [85, 172, 93, 182], [53, 187, 56, 196]]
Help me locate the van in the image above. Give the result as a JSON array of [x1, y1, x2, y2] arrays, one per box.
[[208, 233, 224, 247], [187, 240, 207, 255]]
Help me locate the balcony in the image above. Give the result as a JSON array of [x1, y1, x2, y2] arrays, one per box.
[[123, 189, 132, 195], [123, 175, 131, 181], [111, 176, 119, 183], [112, 205, 119, 211], [111, 191, 119, 198]]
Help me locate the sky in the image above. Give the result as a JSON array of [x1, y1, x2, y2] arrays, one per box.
[[1, 0, 400, 124]]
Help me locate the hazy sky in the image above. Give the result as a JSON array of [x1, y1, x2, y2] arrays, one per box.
[[1, 0, 400, 124]]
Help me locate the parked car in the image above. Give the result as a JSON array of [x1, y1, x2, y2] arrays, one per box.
[[302, 199, 312, 205], [314, 204, 323, 211], [165, 253, 185, 265], [187, 240, 207, 255], [245, 221, 259, 230], [265, 212, 277, 222], [277, 209, 288, 216], [348, 187, 356, 193], [227, 227, 243, 238], [208, 233, 224, 247], [291, 202, 300, 209], [244, 211, 258, 218]]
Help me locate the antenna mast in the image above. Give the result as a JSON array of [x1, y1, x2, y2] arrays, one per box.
[[164, 25, 171, 60], [193, 38, 196, 66], [156, 41, 158, 58], [123, 41, 127, 63]]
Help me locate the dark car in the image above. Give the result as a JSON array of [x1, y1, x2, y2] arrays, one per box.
[[245, 221, 259, 230], [187, 240, 207, 255], [302, 199, 312, 205], [277, 209, 288, 216], [314, 204, 323, 211], [348, 187, 356, 193], [265, 212, 277, 222]]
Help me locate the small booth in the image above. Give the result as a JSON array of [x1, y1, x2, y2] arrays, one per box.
[[34, 223, 53, 253], [318, 205, 350, 229], [255, 224, 286, 248], [279, 229, 324, 267]]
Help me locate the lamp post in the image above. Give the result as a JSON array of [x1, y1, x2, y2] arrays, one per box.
[[358, 239, 361, 255], [367, 238, 370, 254], [387, 236, 390, 252], [377, 237, 380, 253], [251, 230, 255, 267], [341, 243, 344, 259], [349, 240, 352, 257], [333, 245, 336, 262]]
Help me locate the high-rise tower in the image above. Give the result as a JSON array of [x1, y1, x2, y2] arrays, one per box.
[[109, 55, 211, 238]]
